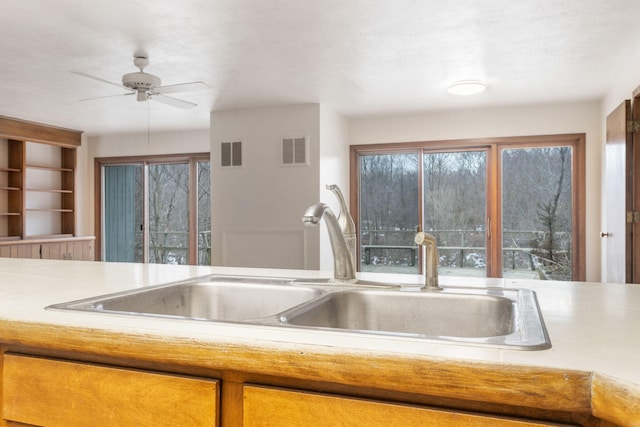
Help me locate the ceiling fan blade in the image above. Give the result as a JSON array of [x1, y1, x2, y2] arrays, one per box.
[[71, 71, 124, 89], [154, 81, 210, 94], [151, 93, 197, 109], [79, 92, 135, 102]]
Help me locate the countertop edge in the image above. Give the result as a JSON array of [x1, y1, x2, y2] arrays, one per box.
[[0, 318, 600, 415]]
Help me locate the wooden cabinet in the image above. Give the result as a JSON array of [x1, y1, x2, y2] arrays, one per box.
[[2, 354, 219, 427], [242, 385, 574, 427], [0, 116, 81, 241], [0, 236, 95, 260]]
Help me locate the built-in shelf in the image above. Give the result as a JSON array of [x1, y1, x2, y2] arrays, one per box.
[[26, 165, 74, 172], [25, 188, 74, 193], [26, 208, 74, 213], [0, 116, 80, 241]]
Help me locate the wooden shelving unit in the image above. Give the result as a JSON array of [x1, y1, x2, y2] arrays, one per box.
[[0, 117, 81, 242]]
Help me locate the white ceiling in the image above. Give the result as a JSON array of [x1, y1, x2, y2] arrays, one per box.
[[1, 0, 640, 136]]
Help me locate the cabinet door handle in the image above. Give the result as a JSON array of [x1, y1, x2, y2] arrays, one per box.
[[600, 232, 610, 238]]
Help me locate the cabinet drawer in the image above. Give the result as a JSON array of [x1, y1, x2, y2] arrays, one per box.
[[2, 354, 218, 427], [243, 385, 571, 427]]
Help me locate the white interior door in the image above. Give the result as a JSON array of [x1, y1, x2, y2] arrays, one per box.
[[604, 100, 631, 283]]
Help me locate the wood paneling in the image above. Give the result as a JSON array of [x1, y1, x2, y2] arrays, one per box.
[[0, 237, 95, 260], [2, 354, 218, 427]]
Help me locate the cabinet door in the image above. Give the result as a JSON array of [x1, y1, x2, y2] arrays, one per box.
[[39, 241, 62, 259], [243, 385, 571, 427], [64, 239, 95, 260], [0, 244, 39, 259], [2, 354, 219, 427]]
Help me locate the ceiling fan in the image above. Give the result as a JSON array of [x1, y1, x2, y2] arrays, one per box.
[[74, 56, 209, 109]]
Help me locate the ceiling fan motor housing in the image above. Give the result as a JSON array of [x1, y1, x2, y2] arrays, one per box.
[[122, 72, 161, 93]]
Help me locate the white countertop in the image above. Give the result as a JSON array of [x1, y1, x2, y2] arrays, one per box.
[[1, 258, 639, 386]]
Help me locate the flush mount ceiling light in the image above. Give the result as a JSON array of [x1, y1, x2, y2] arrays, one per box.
[[447, 80, 487, 96]]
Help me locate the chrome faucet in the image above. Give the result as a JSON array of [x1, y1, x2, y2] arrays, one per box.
[[326, 184, 357, 270], [303, 203, 356, 281], [414, 232, 442, 290]]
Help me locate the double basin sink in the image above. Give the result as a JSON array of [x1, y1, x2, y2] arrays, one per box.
[[48, 275, 551, 350]]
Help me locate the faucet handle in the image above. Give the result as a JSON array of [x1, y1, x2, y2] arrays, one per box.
[[414, 231, 434, 245], [414, 232, 441, 291]]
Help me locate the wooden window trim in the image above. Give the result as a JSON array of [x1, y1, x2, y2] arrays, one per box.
[[350, 134, 586, 281]]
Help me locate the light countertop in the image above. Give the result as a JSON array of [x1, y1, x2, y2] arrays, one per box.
[[1, 257, 639, 387]]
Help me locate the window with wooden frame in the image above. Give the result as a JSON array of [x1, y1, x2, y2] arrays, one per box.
[[350, 134, 585, 281], [95, 153, 210, 266]]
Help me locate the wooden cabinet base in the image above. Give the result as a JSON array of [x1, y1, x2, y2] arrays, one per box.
[[243, 385, 575, 427], [0, 236, 95, 260], [2, 354, 218, 427]]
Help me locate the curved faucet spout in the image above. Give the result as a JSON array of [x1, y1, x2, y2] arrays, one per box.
[[303, 203, 356, 281], [302, 203, 327, 226]]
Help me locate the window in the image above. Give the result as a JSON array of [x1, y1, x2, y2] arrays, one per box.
[[96, 153, 210, 266], [350, 134, 585, 281]]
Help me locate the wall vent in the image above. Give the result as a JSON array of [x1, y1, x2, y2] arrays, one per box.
[[221, 141, 242, 167], [282, 136, 308, 166]]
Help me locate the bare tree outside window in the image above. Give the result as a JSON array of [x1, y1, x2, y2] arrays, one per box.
[[359, 153, 419, 273], [352, 136, 583, 280], [502, 147, 572, 280], [148, 163, 190, 264], [101, 155, 210, 266], [423, 151, 487, 276], [198, 161, 211, 265]]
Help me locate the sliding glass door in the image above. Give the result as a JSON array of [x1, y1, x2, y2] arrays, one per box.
[[423, 150, 487, 277], [502, 147, 573, 280], [358, 153, 420, 274], [351, 134, 585, 281], [100, 154, 210, 266]]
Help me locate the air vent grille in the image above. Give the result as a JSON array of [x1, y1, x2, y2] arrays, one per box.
[[282, 137, 307, 166], [221, 141, 242, 167]]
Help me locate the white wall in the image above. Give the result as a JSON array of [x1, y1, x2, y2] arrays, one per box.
[[78, 129, 210, 246], [318, 105, 350, 271], [349, 100, 602, 282], [210, 104, 321, 269]]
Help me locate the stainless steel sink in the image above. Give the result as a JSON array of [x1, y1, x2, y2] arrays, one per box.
[[48, 276, 325, 322], [48, 275, 550, 350], [279, 288, 550, 350]]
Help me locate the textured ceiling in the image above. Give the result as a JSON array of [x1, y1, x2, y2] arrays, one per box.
[[1, 0, 640, 135]]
